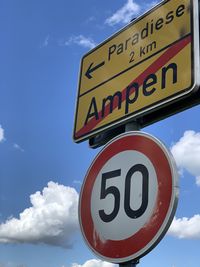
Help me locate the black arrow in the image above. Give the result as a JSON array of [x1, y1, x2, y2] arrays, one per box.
[[85, 61, 105, 79]]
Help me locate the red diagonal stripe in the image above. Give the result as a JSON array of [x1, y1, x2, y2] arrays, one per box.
[[75, 35, 191, 139]]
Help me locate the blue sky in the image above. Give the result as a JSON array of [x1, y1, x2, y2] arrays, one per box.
[[0, 0, 200, 266]]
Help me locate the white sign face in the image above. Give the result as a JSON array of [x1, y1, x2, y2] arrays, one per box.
[[91, 150, 158, 241], [79, 132, 179, 263]]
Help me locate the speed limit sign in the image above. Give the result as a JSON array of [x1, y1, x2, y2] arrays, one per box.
[[79, 131, 179, 263]]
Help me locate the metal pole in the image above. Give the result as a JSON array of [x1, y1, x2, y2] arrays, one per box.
[[119, 121, 141, 267], [125, 121, 140, 132], [119, 259, 139, 267]]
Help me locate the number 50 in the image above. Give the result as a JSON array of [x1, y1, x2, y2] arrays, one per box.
[[99, 164, 149, 223]]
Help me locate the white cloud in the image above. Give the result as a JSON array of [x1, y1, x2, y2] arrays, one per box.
[[196, 176, 200, 186], [85, 16, 96, 24], [40, 35, 50, 48], [0, 182, 79, 248], [73, 180, 81, 185], [13, 143, 24, 152], [0, 263, 16, 267], [168, 215, 200, 239], [0, 125, 5, 143], [105, 0, 141, 26], [72, 259, 116, 267], [144, 1, 159, 11], [60, 35, 96, 50], [105, 0, 159, 26], [171, 130, 200, 186]]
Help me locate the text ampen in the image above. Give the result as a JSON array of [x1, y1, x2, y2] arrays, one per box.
[[84, 62, 177, 125]]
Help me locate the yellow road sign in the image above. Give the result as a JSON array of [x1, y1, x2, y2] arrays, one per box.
[[74, 0, 199, 143]]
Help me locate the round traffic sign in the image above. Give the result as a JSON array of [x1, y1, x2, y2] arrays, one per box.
[[79, 131, 178, 263]]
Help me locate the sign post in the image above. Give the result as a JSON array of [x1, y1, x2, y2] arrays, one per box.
[[120, 259, 139, 267], [120, 122, 141, 267], [79, 131, 179, 264], [75, 0, 200, 264]]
